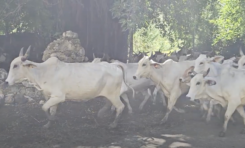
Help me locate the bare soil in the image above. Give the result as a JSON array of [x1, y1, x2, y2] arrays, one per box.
[[0, 95, 244, 148]]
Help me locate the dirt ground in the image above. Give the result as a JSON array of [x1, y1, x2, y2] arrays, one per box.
[[0, 94, 244, 148]]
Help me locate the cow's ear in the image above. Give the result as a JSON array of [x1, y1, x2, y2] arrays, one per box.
[[204, 77, 216, 86], [184, 66, 195, 77], [151, 63, 161, 69], [212, 56, 224, 63], [22, 61, 37, 68]]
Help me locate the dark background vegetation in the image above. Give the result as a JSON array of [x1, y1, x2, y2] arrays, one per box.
[[0, 0, 245, 66]]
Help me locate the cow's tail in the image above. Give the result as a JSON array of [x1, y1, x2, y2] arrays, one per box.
[[115, 64, 135, 99]]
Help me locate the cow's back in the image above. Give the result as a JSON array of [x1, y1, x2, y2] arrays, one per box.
[[39, 60, 123, 100]]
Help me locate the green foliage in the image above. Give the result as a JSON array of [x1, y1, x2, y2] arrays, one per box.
[[111, 0, 153, 32], [0, 0, 245, 55], [210, 0, 245, 45], [133, 22, 178, 53], [0, 0, 55, 36]]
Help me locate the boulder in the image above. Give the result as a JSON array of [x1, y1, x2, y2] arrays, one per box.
[[42, 30, 88, 63], [0, 68, 44, 105]]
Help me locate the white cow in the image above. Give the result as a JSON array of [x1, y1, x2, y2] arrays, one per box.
[[133, 56, 194, 124], [188, 54, 245, 136], [4, 47, 133, 129], [92, 56, 151, 113], [180, 56, 238, 122], [186, 72, 245, 137], [111, 60, 167, 111]]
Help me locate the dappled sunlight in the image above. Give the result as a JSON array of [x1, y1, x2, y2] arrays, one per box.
[[74, 134, 192, 148], [161, 134, 191, 142], [169, 142, 192, 148], [136, 135, 166, 148]]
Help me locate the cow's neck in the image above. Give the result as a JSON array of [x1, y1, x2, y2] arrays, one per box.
[[24, 62, 44, 87], [207, 62, 221, 77], [148, 67, 165, 88]]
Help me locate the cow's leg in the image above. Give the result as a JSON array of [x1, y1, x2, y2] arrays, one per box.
[[206, 100, 214, 123], [42, 94, 65, 129], [214, 104, 222, 120], [121, 94, 133, 114], [160, 85, 181, 124], [201, 102, 208, 119], [98, 99, 112, 118], [108, 97, 125, 129], [152, 87, 159, 105], [219, 102, 238, 137], [235, 106, 245, 134], [139, 91, 151, 110], [43, 105, 58, 128], [158, 90, 167, 107]]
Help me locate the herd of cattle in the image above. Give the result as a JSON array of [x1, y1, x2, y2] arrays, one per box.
[[2, 46, 245, 138]]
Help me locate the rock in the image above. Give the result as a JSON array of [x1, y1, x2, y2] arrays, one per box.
[[0, 68, 44, 105], [0, 68, 7, 82], [39, 100, 45, 105], [5, 94, 15, 104], [14, 93, 28, 104], [24, 95, 35, 103], [42, 30, 88, 63]]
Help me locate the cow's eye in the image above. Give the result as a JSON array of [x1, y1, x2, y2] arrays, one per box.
[[142, 63, 146, 67], [200, 62, 203, 65], [13, 64, 18, 68], [196, 82, 201, 85]]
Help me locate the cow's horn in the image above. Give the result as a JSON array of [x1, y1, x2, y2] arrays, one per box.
[[24, 45, 31, 59], [93, 53, 96, 59], [19, 47, 24, 57]]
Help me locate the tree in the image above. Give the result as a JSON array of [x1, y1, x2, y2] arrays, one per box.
[[210, 0, 245, 45]]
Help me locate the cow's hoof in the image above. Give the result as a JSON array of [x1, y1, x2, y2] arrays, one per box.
[[109, 123, 117, 129], [219, 131, 226, 137], [240, 129, 245, 134], [43, 122, 51, 129]]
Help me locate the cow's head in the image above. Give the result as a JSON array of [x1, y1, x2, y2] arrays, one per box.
[[194, 54, 224, 74], [133, 55, 161, 80], [179, 66, 195, 83], [5, 46, 36, 86], [223, 57, 238, 67], [186, 73, 217, 101]]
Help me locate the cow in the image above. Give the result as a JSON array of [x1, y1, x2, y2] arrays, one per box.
[[111, 60, 168, 112], [4, 46, 134, 129], [180, 65, 234, 123], [186, 72, 245, 137], [179, 56, 239, 122], [133, 56, 194, 124], [187, 54, 245, 136], [92, 53, 112, 63]]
